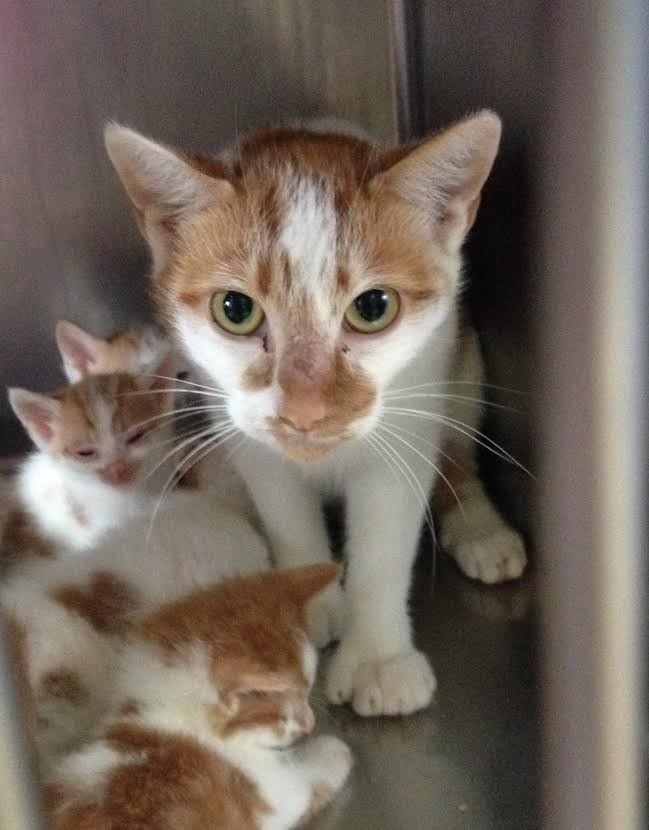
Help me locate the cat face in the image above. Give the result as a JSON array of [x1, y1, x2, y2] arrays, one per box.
[[106, 115, 501, 461], [9, 368, 174, 486], [137, 564, 339, 749]]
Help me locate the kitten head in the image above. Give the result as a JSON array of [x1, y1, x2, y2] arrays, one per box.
[[8, 361, 175, 487], [105, 114, 500, 461], [137, 563, 341, 749], [55, 320, 171, 383]]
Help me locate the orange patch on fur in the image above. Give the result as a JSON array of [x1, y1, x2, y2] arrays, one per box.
[[39, 668, 87, 705], [49, 724, 269, 830], [53, 571, 138, 634], [1, 506, 53, 574]]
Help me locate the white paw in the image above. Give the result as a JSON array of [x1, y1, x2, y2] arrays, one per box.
[[305, 581, 345, 649], [326, 643, 436, 717], [443, 523, 527, 584], [306, 735, 353, 790]]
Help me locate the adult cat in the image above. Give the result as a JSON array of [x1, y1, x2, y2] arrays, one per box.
[[104, 112, 526, 716]]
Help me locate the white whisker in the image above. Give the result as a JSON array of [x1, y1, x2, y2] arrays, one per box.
[[385, 380, 523, 396], [378, 425, 464, 518], [383, 392, 520, 413]]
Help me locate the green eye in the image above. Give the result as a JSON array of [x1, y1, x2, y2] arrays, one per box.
[[344, 288, 400, 333], [210, 291, 265, 335]]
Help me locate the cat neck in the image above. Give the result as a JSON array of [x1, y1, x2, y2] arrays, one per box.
[[16, 452, 150, 553]]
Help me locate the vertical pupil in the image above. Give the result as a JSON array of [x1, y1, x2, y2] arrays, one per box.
[[355, 290, 388, 322], [223, 292, 253, 324]]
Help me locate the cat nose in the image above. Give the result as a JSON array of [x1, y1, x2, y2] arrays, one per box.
[[101, 460, 135, 486], [278, 386, 328, 432]]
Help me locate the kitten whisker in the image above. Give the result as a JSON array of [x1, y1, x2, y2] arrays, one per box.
[[116, 388, 228, 400], [145, 425, 238, 547], [128, 403, 229, 432]]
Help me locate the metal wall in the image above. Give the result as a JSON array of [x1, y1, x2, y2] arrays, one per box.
[[0, 0, 399, 445]]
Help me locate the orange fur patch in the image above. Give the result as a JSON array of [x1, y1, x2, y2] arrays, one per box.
[[48, 724, 269, 830], [52, 571, 138, 634], [1, 505, 53, 574], [39, 668, 87, 705]]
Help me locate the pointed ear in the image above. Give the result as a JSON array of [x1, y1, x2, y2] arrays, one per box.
[[104, 123, 235, 272], [372, 110, 501, 250], [281, 563, 342, 610], [8, 388, 62, 450], [55, 320, 106, 382]]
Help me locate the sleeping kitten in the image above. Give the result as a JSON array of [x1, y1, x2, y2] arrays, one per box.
[[3, 485, 271, 769], [4, 357, 176, 563], [43, 563, 351, 830], [105, 112, 527, 717]]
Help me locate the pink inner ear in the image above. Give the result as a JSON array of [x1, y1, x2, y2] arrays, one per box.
[[65, 339, 97, 375], [23, 401, 56, 441]]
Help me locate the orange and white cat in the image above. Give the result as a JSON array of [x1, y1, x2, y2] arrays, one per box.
[[104, 112, 527, 717], [5, 343, 176, 560], [42, 564, 351, 830]]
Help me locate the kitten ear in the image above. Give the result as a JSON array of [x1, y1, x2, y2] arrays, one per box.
[[104, 124, 235, 272], [55, 320, 105, 381], [371, 110, 501, 250], [8, 388, 62, 450], [281, 563, 342, 610]]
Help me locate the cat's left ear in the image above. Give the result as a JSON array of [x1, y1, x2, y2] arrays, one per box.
[[370, 110, 501, 251], [8, 388, 62, 450], [104, 124, 235, 273]]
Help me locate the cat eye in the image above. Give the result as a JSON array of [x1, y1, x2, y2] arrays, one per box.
[[344, 287, 400, 333], [74, 447, 97, 460], [210, 290, 265, 336]]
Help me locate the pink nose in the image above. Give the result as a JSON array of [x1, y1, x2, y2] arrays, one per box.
[[278, 388, 327, 432], [295, 704, 315, 734], [101, 460, 135, 486]]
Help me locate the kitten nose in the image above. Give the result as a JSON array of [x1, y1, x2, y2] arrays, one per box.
[[101, 459, 135, 486], [278, 387, 327, 432], [295, 703, 315, 734]]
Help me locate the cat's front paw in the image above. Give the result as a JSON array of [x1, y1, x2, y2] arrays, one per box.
[[325, 641, 436, 717], [305, 581, 345, 649], [442, 512, 527, 584]]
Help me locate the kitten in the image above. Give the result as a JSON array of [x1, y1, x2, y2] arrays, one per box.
[[40, 564, 352, 830], [4, 357, 176, 563], [105, 112, 527, 717], [3, 486, 270, 769]]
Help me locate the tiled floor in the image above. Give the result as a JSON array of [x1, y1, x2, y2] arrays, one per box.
[[311, 552, 539, 830]]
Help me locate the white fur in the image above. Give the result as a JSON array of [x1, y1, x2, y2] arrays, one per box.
[[15, 453, 151, 553]]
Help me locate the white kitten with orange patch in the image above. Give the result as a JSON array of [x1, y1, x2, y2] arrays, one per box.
[[105, 113, 527, 717], [43, 564, 351, 830], [6, 351, 176, 560]]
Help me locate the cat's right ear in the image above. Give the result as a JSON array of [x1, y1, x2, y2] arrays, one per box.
[[8, 388, 62, 450], [104, 124, 235, 272], [55, 320, 104, 382]]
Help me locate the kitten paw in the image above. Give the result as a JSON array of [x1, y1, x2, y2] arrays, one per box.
[[305, 582, 345, 649], [307, 735, 353, 788], [443, 521, 527, 584], [326, 644, 436, 716]]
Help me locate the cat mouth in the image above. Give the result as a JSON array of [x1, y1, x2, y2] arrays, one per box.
[[268, 425, 346, 461]]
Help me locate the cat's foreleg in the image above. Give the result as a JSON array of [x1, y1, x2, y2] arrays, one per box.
[[326, 454, 436, 716]]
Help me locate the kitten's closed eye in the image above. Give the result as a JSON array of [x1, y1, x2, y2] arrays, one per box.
[[74, 447, 98, 460], [125, 429, 147, 445]]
